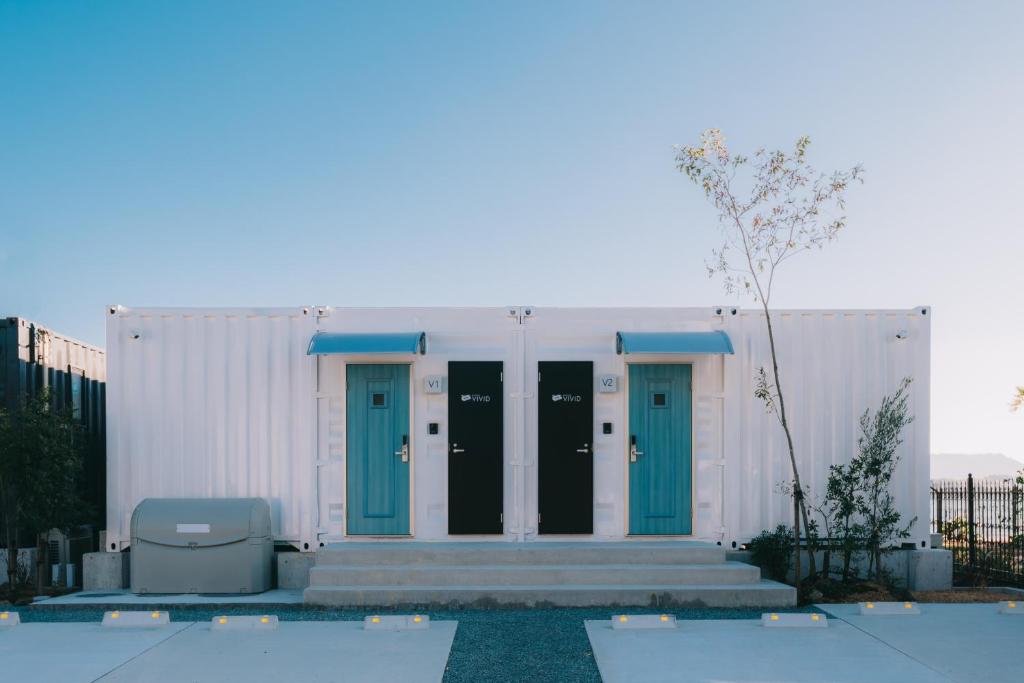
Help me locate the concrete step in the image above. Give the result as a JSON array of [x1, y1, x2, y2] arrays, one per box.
[[308, 561, 761, 587], [303, 580, 796, 608], [315, 541, 726, 566]]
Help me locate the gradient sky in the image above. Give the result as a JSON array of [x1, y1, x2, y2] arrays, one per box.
[[2, 2, 1022, 463]]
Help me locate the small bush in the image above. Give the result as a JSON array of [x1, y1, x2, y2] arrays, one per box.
[[748, 525, 793, 582]]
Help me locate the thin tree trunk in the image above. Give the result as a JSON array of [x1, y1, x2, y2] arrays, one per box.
[[34, 532, 46, 595], [763, 306, 818, 578], [5, 517, 17, 593], [794, 491, 802, 588]]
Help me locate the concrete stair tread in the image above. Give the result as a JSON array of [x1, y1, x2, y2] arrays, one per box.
[[320, 541, 722, 549], [314, 542, 727, 565], [302, 542, 789, 607], [306, 582, 787, 591], [310, 561, 754, 571], [303, 580, 796, 607]]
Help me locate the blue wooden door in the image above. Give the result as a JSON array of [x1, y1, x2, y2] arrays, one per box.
[[628, 364, 692, 535], [346, 364, 411, 535]]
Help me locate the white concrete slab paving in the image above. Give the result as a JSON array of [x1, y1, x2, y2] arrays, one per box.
[[818, 603, 1023, 683], [585, 618, 952, 683], [0, 622, 193, 682], [98, 620, 458, 683], [42, 588, 304, 606]]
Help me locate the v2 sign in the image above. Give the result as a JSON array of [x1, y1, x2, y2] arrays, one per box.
[[598, 375, 618, 393]]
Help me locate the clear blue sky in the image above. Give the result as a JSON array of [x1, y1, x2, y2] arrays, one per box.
[[2, 2, 1022, 462]]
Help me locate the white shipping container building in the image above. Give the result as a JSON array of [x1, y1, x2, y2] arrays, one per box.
[[104, 305, 933, 606]]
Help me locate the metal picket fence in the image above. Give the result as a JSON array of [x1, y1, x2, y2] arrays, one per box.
[[931, 474, 1024, 586]]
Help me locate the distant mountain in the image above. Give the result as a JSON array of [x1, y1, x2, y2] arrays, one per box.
[[931, 453, 1023, 481]]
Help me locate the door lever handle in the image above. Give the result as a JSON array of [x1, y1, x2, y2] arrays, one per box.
[[395, 435, 409, 462], [450, 443, 465, 454], [630, 435, 643, 463], [576, 443, 591, 454]]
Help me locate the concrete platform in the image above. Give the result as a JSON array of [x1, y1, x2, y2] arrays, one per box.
[[585, 618, 950, 683], [99, 620, 458, 683], [0, 622, 193, 681], [818, 603, 1024, 683], [40, 588, 304, 606], [0, 620, 457, 683]]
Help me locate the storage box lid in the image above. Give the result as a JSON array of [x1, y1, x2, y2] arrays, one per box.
[[130, 498, 271, 548]]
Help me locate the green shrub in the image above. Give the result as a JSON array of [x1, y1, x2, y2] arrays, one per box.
[[748, 525, 793, 582]]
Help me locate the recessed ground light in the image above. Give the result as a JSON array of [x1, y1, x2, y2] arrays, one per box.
[[211, 615, 279, 630], [103, 610, 170, 628], [612, 614, 676, 630], [0, 611, 20, 627], [999, 601, 1022, 615], [761, 613, 827, 628], [859, 601, 920, 615], [364, 615, 429, 631]]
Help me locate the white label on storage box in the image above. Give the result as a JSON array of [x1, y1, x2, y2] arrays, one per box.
[[176, 523, 211, 533]]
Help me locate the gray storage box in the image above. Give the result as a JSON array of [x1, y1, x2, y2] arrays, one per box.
[[130, 498, 273, 594]]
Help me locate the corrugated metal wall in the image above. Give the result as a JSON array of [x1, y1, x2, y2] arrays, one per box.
[[722, 308, 930, 544], [105, 307, 317, 550], [106, 305, 931, 550]]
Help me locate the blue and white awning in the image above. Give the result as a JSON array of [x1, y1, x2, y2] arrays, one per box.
[[615, 331, 734, 355], [307, 332, 426, 355]]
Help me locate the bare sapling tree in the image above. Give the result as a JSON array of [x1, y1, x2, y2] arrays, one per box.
[[1012, 386, 1023, 412], [677, 130, 863, 583]]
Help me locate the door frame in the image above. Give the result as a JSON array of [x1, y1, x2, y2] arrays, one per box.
[[622, 360, 697, 537], [342, 359, 416, 538]]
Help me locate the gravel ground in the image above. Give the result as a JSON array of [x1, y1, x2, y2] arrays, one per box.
[[23, 603, 819, 682]]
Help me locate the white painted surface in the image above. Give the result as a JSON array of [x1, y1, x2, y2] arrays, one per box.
[[586, 618, 949, 683], [0, 622, 192, 682], [98, 621, 457, 683], [107, 305, 931, 549]]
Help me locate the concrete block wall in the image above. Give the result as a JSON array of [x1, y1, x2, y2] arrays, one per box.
[[83, 551, 129, 590], [727, 547, 954, 591], [83, 551, 314, 591], [277, 552, 315, 589]]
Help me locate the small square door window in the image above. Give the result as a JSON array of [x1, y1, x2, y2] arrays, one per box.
[[370, 392, 389, 409], [650, 392, 668, 408]]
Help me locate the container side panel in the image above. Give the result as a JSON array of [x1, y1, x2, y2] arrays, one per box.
[[106, 309, 315, 549]]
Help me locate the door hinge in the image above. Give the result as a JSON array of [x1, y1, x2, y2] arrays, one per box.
[[537, 371, 541, 383], [537, 513, 541, 524], [500, 371, 503, 382], [500, 513, 504, 523]]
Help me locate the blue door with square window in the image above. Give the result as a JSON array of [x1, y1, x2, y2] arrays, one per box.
[[628, 364, 692, 535], [346, 364, 411, 535]]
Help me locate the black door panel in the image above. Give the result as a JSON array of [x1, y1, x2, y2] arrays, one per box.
[[448, 361, 503, 534], [538, 361, 594, 534]]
